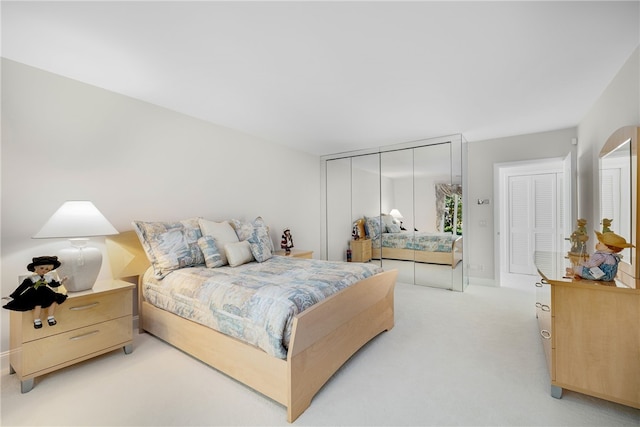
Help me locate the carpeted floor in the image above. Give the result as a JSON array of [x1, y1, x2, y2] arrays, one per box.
[[1, 281, 638, 426]]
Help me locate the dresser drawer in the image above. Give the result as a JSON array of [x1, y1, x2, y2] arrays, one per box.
[[21, 290, 132, 343], [22, 316, 132, 375]]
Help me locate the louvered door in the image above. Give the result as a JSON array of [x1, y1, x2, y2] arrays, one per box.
[[509, 173, 559, 274]]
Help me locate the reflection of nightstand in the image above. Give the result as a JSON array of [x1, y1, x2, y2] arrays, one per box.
[[9, 279, 134, 393], [274, 249, 313, 259], [351, 239, 372, 262]]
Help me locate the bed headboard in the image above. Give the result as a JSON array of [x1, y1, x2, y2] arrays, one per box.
[[105, 230, 150, 280]]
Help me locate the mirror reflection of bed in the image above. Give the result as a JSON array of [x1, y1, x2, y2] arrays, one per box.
[[324, 135, 465, 291]]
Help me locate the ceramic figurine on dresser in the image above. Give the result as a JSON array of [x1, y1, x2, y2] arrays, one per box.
[[601, 218, 613, 233], [566, 218, 589, 267], [281, 228, 294, 254], [566, 231, 634, 281], [2, 256, 68, 329]]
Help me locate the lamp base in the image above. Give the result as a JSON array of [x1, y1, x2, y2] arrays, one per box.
[[56, 239, 102, 292]]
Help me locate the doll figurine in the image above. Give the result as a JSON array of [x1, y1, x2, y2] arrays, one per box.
[[601, 218, 613, 233], [3, 256, 68, 328], [566, 231, 634, 281], [281, 228, 294, 254]]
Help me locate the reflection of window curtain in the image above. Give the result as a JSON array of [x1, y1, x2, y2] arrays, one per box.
[[435, 184, 462, 231]]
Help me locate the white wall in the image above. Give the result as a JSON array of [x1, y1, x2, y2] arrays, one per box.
[[1, 59, 321, 352], [577, 47, 640, 242]]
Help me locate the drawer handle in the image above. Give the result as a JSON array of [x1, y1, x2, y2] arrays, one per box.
[[535, 302, 542, 308], [70, 302, 100, 311], [535, 282, 543, 287], [541, 304, 550, 312], [70, 330, 100, 341], [540, 330, 551, 339]]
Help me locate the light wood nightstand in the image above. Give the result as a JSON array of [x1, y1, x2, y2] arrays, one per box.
[[350, 239, 372, 262], [274, 249, 313, 259], [9, 279, 134, 393]]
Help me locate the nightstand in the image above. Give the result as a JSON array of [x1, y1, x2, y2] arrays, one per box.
[[350, 239, 372, 262], [274, 249, 313, 259], [9, 279, 134, 393]]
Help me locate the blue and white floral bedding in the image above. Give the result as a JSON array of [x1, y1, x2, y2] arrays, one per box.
[[372, 231, 460, 252], [142, 256, 383, 359]]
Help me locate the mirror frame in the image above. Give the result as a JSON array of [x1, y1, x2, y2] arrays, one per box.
[[599, 126, 639, 282]]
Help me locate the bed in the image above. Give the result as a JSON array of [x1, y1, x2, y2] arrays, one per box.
[[364, 216, 462, 268], [106, 220, 396, 423]]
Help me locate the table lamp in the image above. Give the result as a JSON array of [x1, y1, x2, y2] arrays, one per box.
[[33, 201, 118, 292]]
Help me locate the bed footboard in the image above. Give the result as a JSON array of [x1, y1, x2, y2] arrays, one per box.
[[138, 263, 396, 423], [286, 269, 397, 422]]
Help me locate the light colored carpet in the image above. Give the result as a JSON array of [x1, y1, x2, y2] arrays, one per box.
[[1, 281, 638, 426]]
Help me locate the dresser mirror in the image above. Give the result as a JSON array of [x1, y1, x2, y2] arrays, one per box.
[[599, 126, 638, 282]]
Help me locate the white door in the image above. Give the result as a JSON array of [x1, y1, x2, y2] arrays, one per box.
[[508, 173, 558, 275]]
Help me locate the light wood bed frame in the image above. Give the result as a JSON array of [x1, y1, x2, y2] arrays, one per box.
[[106, 231, 397, 422], [371, 236, 463, 268]]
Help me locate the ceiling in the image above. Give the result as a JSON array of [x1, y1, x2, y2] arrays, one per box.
[[2, 1, 639, 156]]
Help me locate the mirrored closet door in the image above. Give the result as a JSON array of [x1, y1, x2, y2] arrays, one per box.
[[322, 135, 466, 291]]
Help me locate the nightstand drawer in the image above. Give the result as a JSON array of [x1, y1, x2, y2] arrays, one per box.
[[22, 316, 132, 375], [21, 291, 133, 343]]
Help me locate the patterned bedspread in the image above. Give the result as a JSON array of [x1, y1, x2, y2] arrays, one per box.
[[372, 231, 460, 252], [142, 256, 383, 359]]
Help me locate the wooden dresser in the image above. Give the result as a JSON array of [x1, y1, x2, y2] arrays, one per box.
[[9, 279, 134, 392], [535, 255, 639, 408]]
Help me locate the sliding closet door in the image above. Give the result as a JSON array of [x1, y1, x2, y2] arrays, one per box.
[[326, 158, 351, 261], [380, 149, 414, 284], [323, 134, 466, 290], [352, 154, 381, 265], [414, 143, 462, 289]]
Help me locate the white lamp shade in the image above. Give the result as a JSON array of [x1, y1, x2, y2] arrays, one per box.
[[389, 209, 404, 219], [33, 201, 118, 238]]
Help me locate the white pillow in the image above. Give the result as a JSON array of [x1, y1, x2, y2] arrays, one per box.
[[225, 240, 254, 267], [198, 219, 239, 265]]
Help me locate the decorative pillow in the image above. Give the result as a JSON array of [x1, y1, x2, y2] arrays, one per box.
[[197, 235, 225, 268], [387, 223, 402, 233], [251, 216, 275, 253], [229, 218, 254, 241], [225, 240, 255, 267], [247, 226, 273, 262], [364, 216, 382, 240], [198, 219, 239, 266], [381, 214, 396, 232], [132, 218, 204, 279]]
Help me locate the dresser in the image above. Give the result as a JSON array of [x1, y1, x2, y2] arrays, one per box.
[[535, 254, 639, 408], [350, 239, 372, 263], [9, 279, 134, 392]]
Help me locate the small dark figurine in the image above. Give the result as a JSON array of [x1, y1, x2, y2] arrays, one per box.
[[601, 218, 613, 233], [281, 228, 294, 254], [3, 256, 68, 329], [566, 231, 634, 281]]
